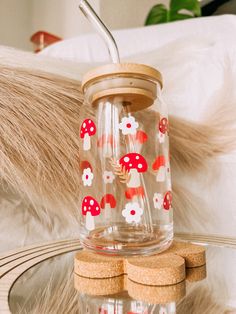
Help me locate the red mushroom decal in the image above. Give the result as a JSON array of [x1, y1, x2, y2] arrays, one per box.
[[152, 155, 166, 182], [100, 194, 116, 219], [97, 134, 115, 157], [81, 196, 100, 230], [163, 191, 172, 210], [158, 117, 169, 143], [80, 119, 96, 151], [99, 308, 108, 314], [127, 130, 148, 153], [100, 194, 116, 209], [80, 160, 92, 171], [125, 186, 144, 201], [135, 130, 148, 152], [119, 153, 148, 188]]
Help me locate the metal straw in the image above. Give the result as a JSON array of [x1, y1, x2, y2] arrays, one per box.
[[79, 0, 120, 63]]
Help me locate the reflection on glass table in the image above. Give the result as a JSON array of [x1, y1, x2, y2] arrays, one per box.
[[9, 241, 236, 314]]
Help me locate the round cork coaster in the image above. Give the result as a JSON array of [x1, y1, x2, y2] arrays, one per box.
[[74, 274, 186, 303], [74, 273, 124, 296], [74, 251, 124, 279], [168, 241, 206, 267], [126, 253, 185, 286], [74, 241, 206, 286], [127, 279, 186, 304], [186, 265, 207, 282]]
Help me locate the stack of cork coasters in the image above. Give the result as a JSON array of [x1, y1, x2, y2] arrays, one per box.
[[74, 241, 206, 303]]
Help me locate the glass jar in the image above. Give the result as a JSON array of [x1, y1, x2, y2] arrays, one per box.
[[79, 63, 173, 256]]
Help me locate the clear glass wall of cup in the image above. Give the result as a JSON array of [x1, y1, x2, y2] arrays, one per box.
[[79, 63, 173, 256]]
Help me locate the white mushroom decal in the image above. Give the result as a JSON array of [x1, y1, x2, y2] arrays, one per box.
[[152, 155, 166, 182], [80, 119, 96, 151], [158, 117, 169, 143], [163, 191, 172, 210], [81, 196, 100, 230], [119, 153, 148, 188]]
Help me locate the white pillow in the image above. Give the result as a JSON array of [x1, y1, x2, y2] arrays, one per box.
[[40, 15, 236, 63]]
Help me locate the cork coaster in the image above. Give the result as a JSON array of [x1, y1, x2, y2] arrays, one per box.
[[74, 241, 206, 286], [74, 250, 124, 279], [186, 265, 207, 282], [167, 241, 206, 267], [125, 253, 185, 286], [74, 265, 206, 303], [126, 279, 186, 304], [74, 274, 125, 296]]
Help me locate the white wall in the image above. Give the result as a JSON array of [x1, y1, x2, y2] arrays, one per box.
[[0, 0, 169, 50], [31, 0, 100, 39], [0, 0, 32, 50], [31, 0, 168, 38], [101, 0, 169, 30]]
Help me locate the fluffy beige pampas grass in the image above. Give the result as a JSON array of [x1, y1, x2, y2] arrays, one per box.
[[0, 66, 83, 220]]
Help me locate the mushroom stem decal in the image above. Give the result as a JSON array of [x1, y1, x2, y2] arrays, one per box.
[[82, 196, 100, 231], [119, 153, 148, 188], [152, 155, 166, 182], [80, 119, 96, 151]]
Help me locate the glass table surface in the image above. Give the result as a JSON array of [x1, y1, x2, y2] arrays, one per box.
[[5, 236, 236, 314]]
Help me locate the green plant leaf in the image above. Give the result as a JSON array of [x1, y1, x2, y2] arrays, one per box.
[[170, 0, 201, 17], [145, 4, 169, 25]]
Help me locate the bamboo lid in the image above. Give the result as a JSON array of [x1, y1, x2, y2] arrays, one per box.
[[82, 63, 163, 92]]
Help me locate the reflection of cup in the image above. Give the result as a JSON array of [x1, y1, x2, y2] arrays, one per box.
[[79, 63, 173, 256]]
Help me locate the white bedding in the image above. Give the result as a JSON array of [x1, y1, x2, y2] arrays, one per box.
[[41, 15, 236, 63]]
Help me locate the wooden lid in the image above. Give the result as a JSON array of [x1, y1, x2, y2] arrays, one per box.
[[82, 63, 163, 91]]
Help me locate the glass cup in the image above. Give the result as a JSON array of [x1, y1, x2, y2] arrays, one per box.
[[79, 63, 173, 256]]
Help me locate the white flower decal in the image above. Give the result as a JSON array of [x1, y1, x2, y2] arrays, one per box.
[[153, 193, 163, 209], [122, 202, 143, 224], [82, 168, 94, 186], [103, 171, 115, 184], [119, 116, 139, 135]]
